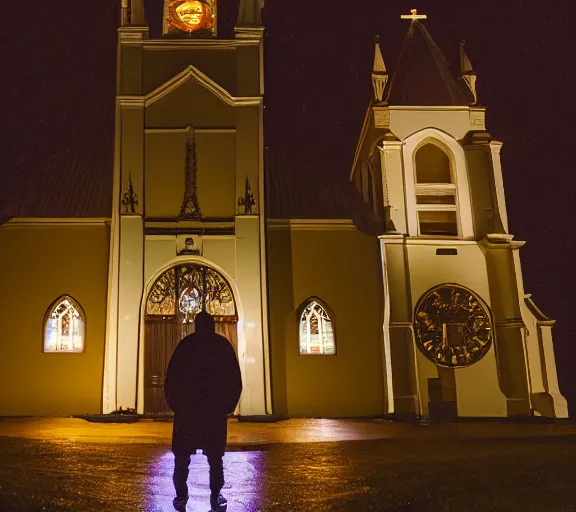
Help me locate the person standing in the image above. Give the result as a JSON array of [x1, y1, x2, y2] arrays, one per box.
[[165, 311, 242, 512]]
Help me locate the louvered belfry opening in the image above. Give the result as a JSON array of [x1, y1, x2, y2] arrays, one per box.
[[414, 143, 458, 236]]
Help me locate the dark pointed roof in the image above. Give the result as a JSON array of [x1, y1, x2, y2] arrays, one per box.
[[386, 21, 470, 106]]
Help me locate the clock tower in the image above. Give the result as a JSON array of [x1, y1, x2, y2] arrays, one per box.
[[351, 13, 567, 419], [103, 0, 271, 417]]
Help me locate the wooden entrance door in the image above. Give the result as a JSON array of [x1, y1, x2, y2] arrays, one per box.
[[144, 317, 179, 416], [143, 264, 238, 416], [143, 317, 238, 416]]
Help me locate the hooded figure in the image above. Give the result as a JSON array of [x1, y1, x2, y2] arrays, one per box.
[[165, 311, 242, 511]]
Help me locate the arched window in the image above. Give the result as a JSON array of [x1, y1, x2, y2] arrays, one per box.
[[298, 300, 336, 355], [414, 143, 458, 236], [43, 296, 86, 353]]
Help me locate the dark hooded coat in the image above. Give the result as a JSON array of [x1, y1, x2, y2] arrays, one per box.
[[164, 328, 242, 456]]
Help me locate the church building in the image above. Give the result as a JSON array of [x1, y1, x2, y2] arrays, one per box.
[[0, 2, 567, 420]]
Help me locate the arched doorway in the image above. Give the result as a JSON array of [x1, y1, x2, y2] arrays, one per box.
[[143, 263, 238, 416]]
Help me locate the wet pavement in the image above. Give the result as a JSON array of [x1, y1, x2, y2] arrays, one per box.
[[1, 418, 576, 511]]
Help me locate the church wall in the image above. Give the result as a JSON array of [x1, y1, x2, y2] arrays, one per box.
[[465, 146, 494, 237], [143, 49, 237, 96], [144, 236, 177, 284], [484, 245, 531, 415], [144, 131, 236, 219], [0, 223, 109, 416], [196, 133, 236, 219], [405, 241, 508, 417], [236, 45, 261, 97], [379, 240, 418, 414], [116, 216, 144, 410], [235, 217, 267, 416], [119, 43, 144, 95], [202, 237, 237, 279], [145, 80, 235, 129], [389, 109, 471, 141], [266, 228, 292, 416], [406, 242, 492, 318], [235, 107, 261, 211], [267, 223, 385, 417], [145, 131, 186, 218]]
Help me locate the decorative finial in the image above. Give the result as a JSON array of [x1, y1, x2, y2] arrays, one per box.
[[460, 41, 478, 105], [372, 37, 388, 103], [238, 178, 256, 214], [120, 0, 129, 26], [121, 172, 139, 214], [401, 9, 427, 21]]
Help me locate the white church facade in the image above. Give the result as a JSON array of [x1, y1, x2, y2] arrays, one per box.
[[0, 2, 567, 420]]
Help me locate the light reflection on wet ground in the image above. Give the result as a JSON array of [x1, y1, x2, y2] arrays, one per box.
[[146, 450, 263, 512], [1, 423, 576, 511]]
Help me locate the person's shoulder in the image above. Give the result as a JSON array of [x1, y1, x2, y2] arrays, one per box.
[[213, 333, 235, 347], [175, 333, 200, 350], [179, 333, 198, 343], [213, 332, 229, 343]]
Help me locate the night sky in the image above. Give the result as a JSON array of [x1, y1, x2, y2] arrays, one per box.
[[1, 1, 574, 413]]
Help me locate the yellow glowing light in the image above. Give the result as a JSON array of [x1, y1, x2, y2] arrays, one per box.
[[401, 9, 427, 21], [167, 0, 214, 33], [176, 0, 205, 26]]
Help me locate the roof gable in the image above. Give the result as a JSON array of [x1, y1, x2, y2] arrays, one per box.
[[141, 65, 261, 108]]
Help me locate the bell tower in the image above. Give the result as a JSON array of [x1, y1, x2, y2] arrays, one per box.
[[351, 11, 567, 419], [103, 0, 271, 417]]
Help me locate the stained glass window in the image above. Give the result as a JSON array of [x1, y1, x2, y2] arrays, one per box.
[[146, 264, 236, 320], [179, 286, 201, 322], [43, 297, 85, 353], [299, 301, 336, 355]]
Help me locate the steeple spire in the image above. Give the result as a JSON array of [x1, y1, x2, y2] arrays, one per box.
[[386, 14, 469, 106], [460, 42, 478, 104], [372, 37, 388, 103]]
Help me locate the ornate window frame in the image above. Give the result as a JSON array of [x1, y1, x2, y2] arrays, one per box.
[[145, 263, 237, 324], [42, 295, 86, 353], [297, 298, 337, 356], [403, 128, 474, 238]]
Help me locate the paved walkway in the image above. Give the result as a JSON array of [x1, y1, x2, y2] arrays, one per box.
[[0, 417, 574, 445], [2, 418, 576, 511]]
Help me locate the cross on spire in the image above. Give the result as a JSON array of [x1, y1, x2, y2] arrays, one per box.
[[401, 9, 427, 21]]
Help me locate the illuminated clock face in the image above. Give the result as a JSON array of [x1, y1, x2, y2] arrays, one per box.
[[167, 0, 215, 34], [176, 1, 204, 26], [413, 284, 493, 368]]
